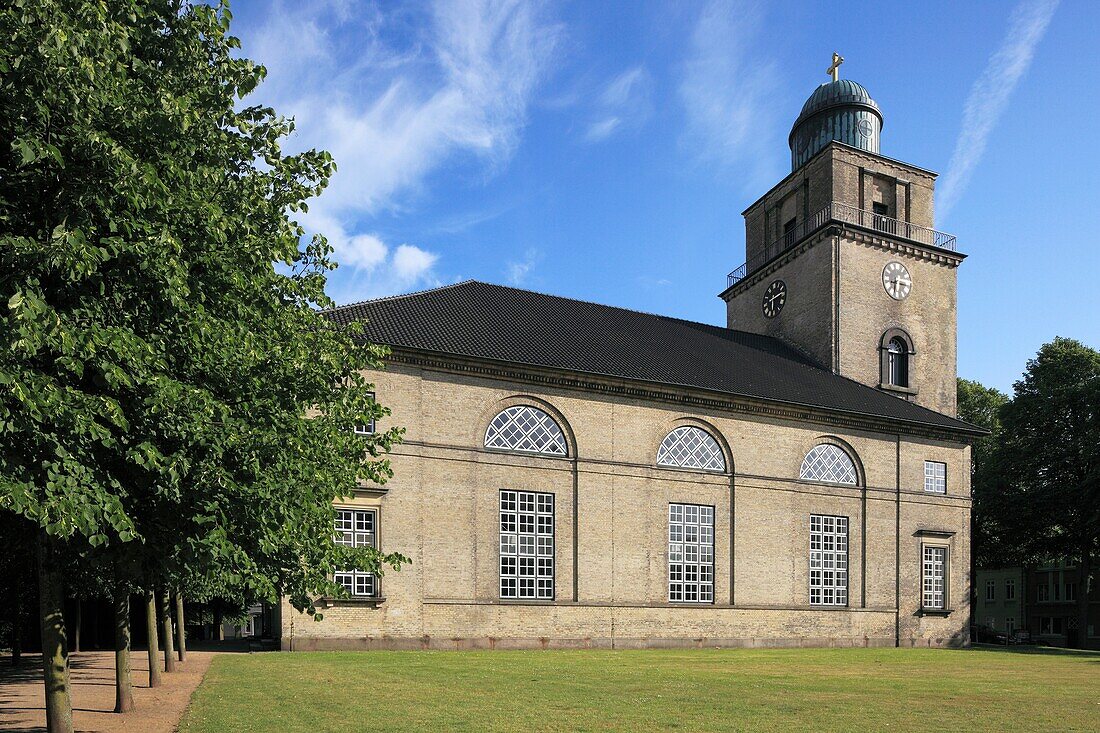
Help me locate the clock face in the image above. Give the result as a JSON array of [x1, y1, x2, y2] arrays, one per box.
[[882, 261, 912, 300], [762, 280, 787, 318]]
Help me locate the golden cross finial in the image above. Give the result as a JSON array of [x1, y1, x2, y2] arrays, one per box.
[[827, 52, 844, 82]]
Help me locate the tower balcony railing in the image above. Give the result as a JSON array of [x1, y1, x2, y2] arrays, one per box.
[[726, 201, 958, 288]]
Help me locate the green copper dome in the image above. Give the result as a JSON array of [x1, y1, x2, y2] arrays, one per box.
[[789, 79, 883, 171]]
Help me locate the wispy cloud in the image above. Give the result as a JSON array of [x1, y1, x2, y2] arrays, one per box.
[[678, 0, 782, 185], [585, 66, 652, 143], [242, 0, 561, 295], [505, 248, 541, 285], [937, 0, 1059, 220]]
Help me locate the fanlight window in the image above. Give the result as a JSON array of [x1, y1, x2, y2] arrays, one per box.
[[800, 444, 858, 485], [657, 426, 725, 472], [485, 406, 568, 456]]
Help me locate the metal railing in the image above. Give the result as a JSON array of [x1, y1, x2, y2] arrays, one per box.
[[726, 201, 957, 288]]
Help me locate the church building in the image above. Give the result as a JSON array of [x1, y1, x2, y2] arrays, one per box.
[[278, 62, 983, 650]]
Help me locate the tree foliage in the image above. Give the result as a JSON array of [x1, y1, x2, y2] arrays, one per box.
[[964, 338, 1099, 645], [1, 0, 408, 666], [957, 378, 1009, 568], [996, 338, 1099, 564]]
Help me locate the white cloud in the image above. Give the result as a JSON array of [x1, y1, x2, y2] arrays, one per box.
[[505, 248, 540, 285], [937, 0, 1059, 220], [249, 0, 560, 217], [393, 244, 439, 280], [585, 66, 651, 143], [241, 0, 562, 295], [585, 117, 622, 142], [300, 211, 439, 302], [678, 1, 781, 184]]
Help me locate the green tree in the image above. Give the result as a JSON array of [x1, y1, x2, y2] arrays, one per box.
[[1, 2, 408, 729], [957, 378, 1009, 569], [997, 338, 1100, 647]]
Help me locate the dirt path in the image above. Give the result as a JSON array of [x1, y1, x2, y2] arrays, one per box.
[[0, 650, 214, 733]]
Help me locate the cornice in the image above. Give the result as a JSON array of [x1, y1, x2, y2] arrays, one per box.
[[720, 221, 965, 302], [382, 348, 981, 444]]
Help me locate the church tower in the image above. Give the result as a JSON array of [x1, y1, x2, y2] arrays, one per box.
[[721, 55, 964, 416]]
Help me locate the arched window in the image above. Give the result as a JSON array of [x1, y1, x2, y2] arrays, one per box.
[[657, 426, 725, 472], [485, 406, 568, 456], [880, 329, 914, 390], [800, 444, 858, 485], [887, 337, 909, 387]]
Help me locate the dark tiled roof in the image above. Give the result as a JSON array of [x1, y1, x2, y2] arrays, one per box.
[[327, 281, 980, 436]]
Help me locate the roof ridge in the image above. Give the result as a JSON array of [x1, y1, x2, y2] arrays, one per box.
[[333, 279, 818, 366], [329, 279, 478, 311], [458, 280, 766, 340]]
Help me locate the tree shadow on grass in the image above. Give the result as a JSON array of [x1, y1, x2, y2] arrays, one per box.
[[967, 643, 1100, 659]]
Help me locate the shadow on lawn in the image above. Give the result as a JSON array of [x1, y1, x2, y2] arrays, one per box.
[[968, 643, 1100, 659]]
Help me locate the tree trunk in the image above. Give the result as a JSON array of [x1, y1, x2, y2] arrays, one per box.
[[157, 588, 176, 673], [113, 594, 134, 713], [37, 531, 73, 733], [144, 591, 160, 688], [71, 600, 81, 653], [11, 591, 23, 667], [213, 607, 224, 641], [174, 592, 186, 662], [1076, 552, 1092, 650]]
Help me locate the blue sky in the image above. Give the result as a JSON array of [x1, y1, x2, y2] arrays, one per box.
[[228, 0, 1096, 393]]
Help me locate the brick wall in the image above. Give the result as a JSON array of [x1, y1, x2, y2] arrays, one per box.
[[280, 365, 972, 650]]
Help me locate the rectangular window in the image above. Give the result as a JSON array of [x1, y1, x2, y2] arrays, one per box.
[[668, 503, 714, 604], [924, 461, 947, 494], [1005, 578, 1016, 600], [986, 579, 996, 601], [499, 490, 554, 600], [353, 392, 376, 435], [809, 514, 848, 606], [922, 545, 947, 610], [783, 217, 798, 246], [1038, 584, 1049, 602], [1005, 617, 1016, 634], [334, 508, 377, 597], [1066, 582, 1076, 602]]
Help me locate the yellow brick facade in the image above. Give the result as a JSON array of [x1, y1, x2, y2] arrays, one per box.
[[279, 361, 972, 650]]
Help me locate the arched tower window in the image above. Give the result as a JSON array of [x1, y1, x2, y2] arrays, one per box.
[[800, 444, 858, 485], [657, 426, 726, 472], [880, 329, 914, 390], [888, 337, 908, 387], [484, 405, 568, 456]]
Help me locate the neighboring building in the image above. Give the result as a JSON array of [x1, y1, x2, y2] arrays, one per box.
[[1026, 560, 1098, 649], [973, 567, 1026, 638], [277, 64, 983, 650]]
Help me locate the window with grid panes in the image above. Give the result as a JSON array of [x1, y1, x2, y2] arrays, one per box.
[[924, 460, 946, 494], [922, 545, 947, 609], [353, 391, 376, 435], [809, 514, 848, 606], [333, 508, 377, 597], [668, 504, 714, 603], [499, 490, 554, 599]]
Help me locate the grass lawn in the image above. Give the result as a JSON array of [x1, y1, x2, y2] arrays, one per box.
[[179, 646, 1100, 732]]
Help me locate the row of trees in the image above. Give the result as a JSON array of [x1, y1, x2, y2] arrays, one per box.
[[959, 337, 1100, 645], [2, 3, 407, 731]]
